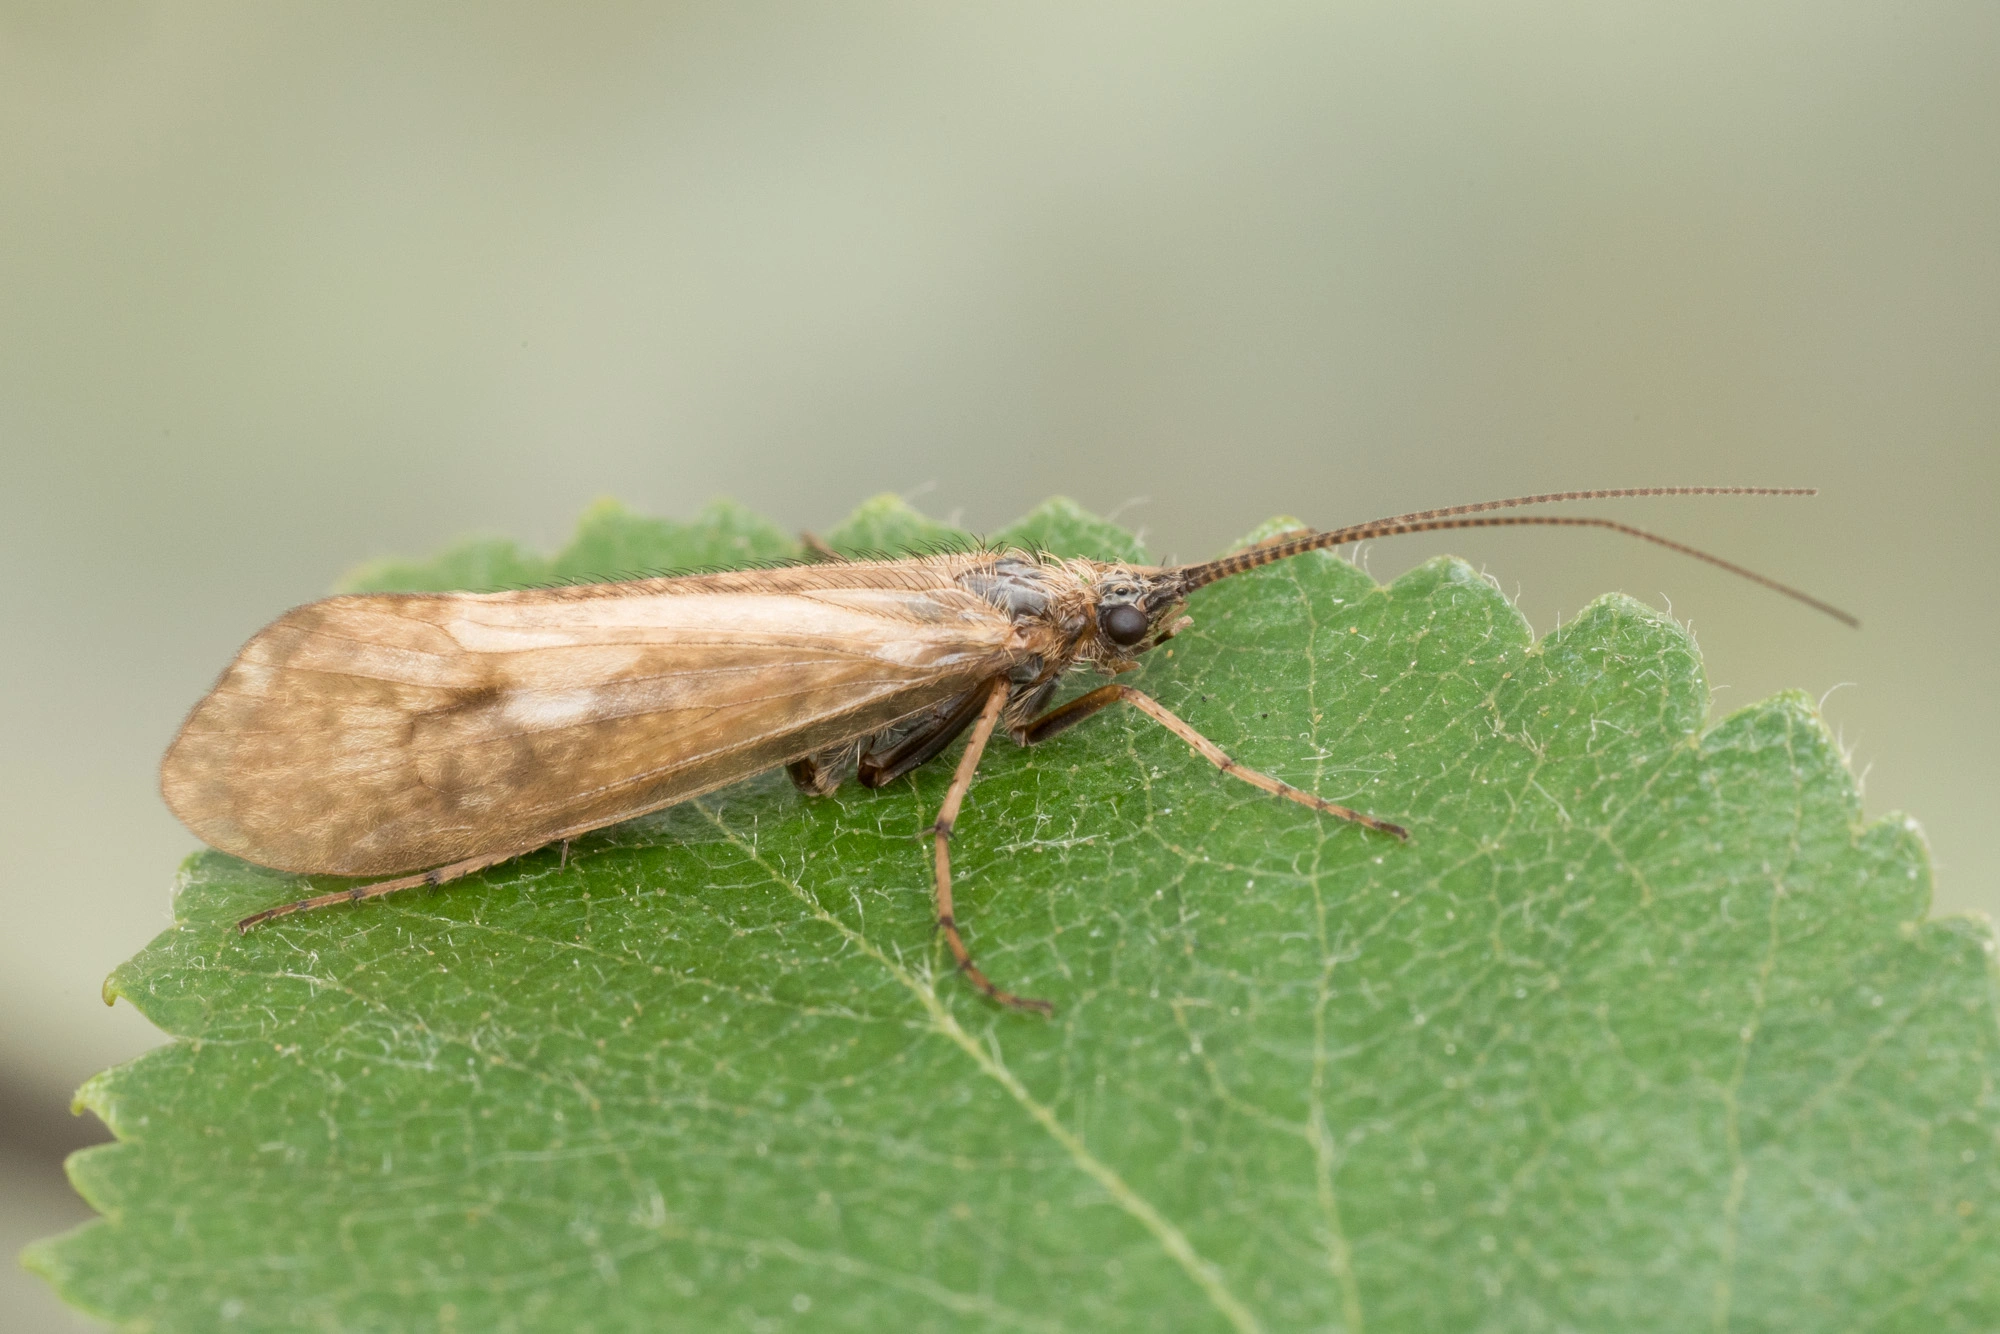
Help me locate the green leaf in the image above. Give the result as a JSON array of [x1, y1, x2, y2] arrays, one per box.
[[338, 535, 551, 594], [27, 499, 2000, 1332], [820, 492, 977, 558], [548, 498, 799, 583], [992, 496, 1148, 564]]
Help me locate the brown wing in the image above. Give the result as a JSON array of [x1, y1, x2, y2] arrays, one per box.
[[161, 562, 1024, 875]]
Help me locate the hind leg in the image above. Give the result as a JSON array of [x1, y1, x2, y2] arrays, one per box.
[[236, 849, 528, 932]]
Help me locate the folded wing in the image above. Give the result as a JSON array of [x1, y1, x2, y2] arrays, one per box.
[[162, 566, 1023, 875]]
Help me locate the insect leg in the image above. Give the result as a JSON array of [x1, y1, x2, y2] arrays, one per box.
[[1018, 685, 1409, 840], [787, 747, 853, 796], [235, 849, 524, 933], [930, 677, 1054, 1016], [1010, 683, 1126, 744], [857, 686, 988, 788]]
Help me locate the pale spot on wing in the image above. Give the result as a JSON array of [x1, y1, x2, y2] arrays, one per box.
[[231, 660, 276, 694], [503, 689, 605, 731], [442, 619, 590, 651], [872, 636, 963, 667]]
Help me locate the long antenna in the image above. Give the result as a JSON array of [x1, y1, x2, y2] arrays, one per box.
[[1166, 487, 1857, 627]]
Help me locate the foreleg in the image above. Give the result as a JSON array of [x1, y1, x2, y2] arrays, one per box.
[[1016, 684, 1408, 839]]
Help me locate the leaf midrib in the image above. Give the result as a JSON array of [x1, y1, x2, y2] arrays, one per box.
[[693, 796, 1267, 1334]]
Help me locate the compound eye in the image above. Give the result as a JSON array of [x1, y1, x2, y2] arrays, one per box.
[[1100, 603, 1149, 647]]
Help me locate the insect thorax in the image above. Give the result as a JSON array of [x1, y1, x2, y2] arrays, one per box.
[[957, 554, 1186, 684]]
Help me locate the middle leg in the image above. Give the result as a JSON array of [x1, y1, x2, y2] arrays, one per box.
[[929, 677, 1053, 1016]]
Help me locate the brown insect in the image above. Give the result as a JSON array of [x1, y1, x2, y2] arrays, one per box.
[[163, 488, 1854, 1014]]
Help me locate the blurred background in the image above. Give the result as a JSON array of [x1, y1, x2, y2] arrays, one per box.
[[4, 4, 1995, 1325]]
